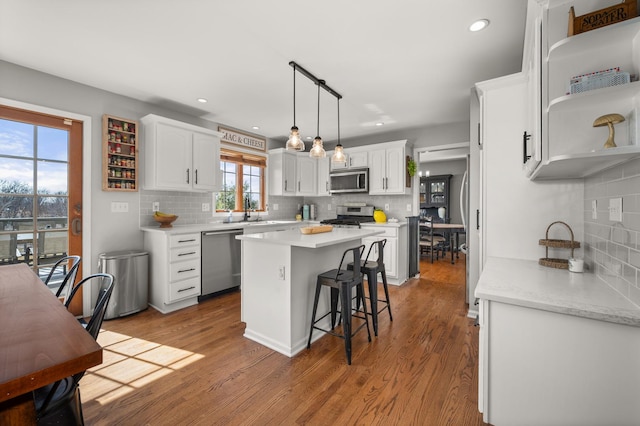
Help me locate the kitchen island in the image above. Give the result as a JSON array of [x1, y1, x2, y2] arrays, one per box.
[[237, 227, 383, 357], [475, 257, 640, 425]]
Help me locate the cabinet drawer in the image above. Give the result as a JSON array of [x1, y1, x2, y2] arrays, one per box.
[[169, 259, 200, 282], [169, 233, 200, 248], [170, 245, 201, 262], [168, 277, 201, 302], [361, 226, 397, 238]]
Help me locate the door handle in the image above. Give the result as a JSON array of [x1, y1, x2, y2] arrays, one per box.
[[71, 218, 82, 235]]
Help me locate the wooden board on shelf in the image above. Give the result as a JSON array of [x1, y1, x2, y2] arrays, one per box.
[[568, 1, 637, 36]]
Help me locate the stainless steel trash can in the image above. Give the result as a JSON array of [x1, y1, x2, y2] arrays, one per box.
[[98, 250, 149, 320]]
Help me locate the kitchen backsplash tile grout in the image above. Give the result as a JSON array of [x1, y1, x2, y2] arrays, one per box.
[[584, 157, 640, 307]]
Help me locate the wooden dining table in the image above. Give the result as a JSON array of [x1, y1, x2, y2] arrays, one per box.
[[420, 222, 466, 264], [0, 263, 102, 425]]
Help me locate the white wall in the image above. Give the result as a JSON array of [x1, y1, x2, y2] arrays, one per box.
[[0, 60, 471, 270]]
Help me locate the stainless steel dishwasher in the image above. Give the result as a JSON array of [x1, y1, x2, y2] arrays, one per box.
[[200, 228, 242, 300]]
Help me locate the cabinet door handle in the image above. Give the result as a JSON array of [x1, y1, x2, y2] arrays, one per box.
[[326, 181, 329, 191], [178, 268, 196, 274], [186, 168, 190, 184], [476, 209, 480, 230], [349, 157, 352, 167], [178, 286, 196, 293], [298, 181, 300, 192], [195, 169, 198, 185], [285, 180, 287, 191], [523, 131, 531, 164], [178, 251, 196, 256]]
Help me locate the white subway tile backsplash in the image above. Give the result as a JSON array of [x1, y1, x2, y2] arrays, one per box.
[[585, 157, 640, 307]]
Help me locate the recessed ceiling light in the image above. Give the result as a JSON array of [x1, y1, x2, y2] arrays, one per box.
[[197, 98, 208, 103], [306, 136, 313, 140], [469, 19, 490, 32], [252, 126, 260, 130], [376, 122, 384, 126]]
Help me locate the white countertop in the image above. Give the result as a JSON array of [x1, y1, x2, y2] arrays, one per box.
[[140, 220, 305, 234], [475, 257, 640, 326], [237, 227, 384, 249], [360, 221, 407, 228]]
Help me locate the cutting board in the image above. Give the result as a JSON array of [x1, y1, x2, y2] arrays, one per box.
[[300, 225, 333, 235]]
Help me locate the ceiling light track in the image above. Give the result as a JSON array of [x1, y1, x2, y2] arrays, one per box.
[[288, 61, 342, 100]]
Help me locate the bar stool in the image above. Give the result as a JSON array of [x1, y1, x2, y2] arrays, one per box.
[[307, 245, 371, 365], [348, 239, 392, 336]]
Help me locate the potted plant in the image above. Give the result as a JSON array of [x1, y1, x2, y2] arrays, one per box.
[[407, 157, 417, 177]]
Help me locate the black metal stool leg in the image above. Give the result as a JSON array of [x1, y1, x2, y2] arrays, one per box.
[[380, 269, 392, 321], [330, 287, 339, 329], [366, 267, 379, 336], [341, 282, 353, 365], [307, 279, 322, 349]]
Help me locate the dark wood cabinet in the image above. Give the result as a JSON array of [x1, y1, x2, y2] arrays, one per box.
[[420, 174, 452, 210]]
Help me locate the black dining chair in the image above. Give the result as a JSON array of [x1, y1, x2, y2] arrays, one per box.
[[42, 255, 81, 303], [307, 245, 371, 365], [33, 273, 115, 425]]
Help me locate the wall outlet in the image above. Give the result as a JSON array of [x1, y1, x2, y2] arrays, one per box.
[[609, 197, 623, 222], [278, 266, 285, 280], [328, 204, 332, 211], [384, 203, 390, 211], [202, 203, 210, 212], [591, 200, 597, 220], [406, 204, 412, 212], [111, 202, 129, 213], [272, 203, 279, 211], [152, 201, 160, 212]]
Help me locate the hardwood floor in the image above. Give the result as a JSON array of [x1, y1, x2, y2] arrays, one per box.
[[83, 254, 487, 425]]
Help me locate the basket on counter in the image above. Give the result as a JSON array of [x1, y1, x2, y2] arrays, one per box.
[[539, 221, 580, 269]]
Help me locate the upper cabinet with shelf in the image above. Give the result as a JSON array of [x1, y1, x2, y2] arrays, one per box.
[[141, 114, 223, 192], [102, 115, 139, 191], [329, 149, 368, 171], [526, 1, 640, 180]]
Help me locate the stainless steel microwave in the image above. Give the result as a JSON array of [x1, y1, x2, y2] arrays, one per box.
[[329, 169, 369, 194]]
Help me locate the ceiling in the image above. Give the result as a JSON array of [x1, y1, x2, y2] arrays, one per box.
[[0, 0, 527, 144]]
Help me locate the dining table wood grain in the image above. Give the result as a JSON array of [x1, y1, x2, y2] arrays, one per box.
[[0, 263, 102, 424]]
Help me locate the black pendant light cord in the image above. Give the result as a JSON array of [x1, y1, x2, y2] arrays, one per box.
[[292, 64, 297, 127], [337, 97, 341, 143], [316, 82, 322, 137]]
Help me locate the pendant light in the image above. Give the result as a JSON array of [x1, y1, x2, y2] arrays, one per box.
[[309, 81, 326, 158], [286, 64, 305, 151], [331, 97, 346, 163]]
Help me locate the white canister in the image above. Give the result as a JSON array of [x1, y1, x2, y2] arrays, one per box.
[[568, 258, 584, 273]]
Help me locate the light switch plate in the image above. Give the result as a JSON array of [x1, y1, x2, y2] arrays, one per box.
[[385, 203, 390, 211], [406, 204, 412, 212], [152, 201, 160, 212], [609, 197, 623, 222], [111, 202, 128, 213], [591, 200, 597, 220]]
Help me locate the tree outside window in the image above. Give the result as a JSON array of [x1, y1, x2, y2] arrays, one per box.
[[215, 150, 265, 212]]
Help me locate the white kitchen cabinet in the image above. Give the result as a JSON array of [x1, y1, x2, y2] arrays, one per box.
[[268, 148, 297, 196], [329, 149, 368, 171], [296, 155, 317, 196], [316, 156, 330, 196], [141, 114, 223, 192], [143, 231, 201, 313], [368, 141, 406, 195], [526, 1, 640, 179], [359, 223, 408, 285]]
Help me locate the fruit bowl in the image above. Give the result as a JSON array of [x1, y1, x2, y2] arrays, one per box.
[[153, 213, 178, 228]]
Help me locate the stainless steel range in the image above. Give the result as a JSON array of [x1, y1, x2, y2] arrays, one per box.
[[320, 205, 375, 228]]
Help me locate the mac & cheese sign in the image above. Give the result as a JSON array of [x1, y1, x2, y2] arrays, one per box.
[[219, 127, 266, 152]]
